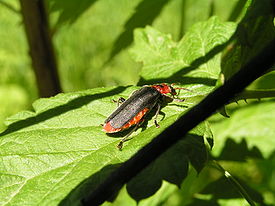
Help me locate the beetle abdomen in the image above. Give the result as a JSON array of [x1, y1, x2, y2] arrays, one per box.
[[104, 87, 161, 131], [103, 107, 149, 133]]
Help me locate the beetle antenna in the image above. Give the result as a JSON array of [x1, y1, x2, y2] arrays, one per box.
[[117, 124, 140, 150], [174, 87, 192, 92]]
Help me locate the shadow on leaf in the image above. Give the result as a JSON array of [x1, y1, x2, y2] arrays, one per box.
[[126, 133, 208, 202], [214, 138, 263, 161], [0, 86, 127, 137], [60, 134, 208, 204], [59, 164, 122, 206], [221, 0, 275, 80], [108, 0, 170, 62], [199, 176, 265, 205]]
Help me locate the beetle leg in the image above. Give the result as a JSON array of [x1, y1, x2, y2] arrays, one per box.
[[112, 97, 126, 107], [117, 123, 140, 150], [171, 87, 191, 102], [118, 97, 126, 103], [172, 98, 185, 102], [154, 103, 161, 128]]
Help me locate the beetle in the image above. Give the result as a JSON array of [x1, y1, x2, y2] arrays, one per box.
[[102, 83, 186, 149]]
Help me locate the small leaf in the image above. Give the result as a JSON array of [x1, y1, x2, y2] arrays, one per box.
[[109, 0, 171, 60], [221, 0, 275, 80], [210, 100, 275, 158], [131, 17, 236, 95]]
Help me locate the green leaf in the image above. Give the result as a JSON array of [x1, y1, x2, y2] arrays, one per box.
[[126, 123, 210, 202], [137, 181, 178, 206], [210, 100, 275, 158], [226, 0, 251, 22], [187, 198, 252, 206], [131, 16, 236, 94], [102, 181, 178, 206], [109, 0, 171, 60], [221, 0, 275, 80], [0, 85, 28, 131], [200, 176, 264, 204], [0, 87, 126, 206], [249, 71, 275, 90], [0, 85, 210, 205]]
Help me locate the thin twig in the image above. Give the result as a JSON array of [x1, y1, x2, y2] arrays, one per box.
[[211, 160, 256, 206], [231, 89, 275, 102], [19, 0, 62, 97]]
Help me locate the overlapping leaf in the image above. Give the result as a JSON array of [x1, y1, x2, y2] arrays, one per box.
[[0, 84, 210, 205], [211, 100, 275, 159], [221, 0, 275, 80], [0, 16, 238, 205], [131, 16, 236, 95]]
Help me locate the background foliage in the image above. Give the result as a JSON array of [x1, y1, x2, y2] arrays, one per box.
[[0, 0, 274, 205]]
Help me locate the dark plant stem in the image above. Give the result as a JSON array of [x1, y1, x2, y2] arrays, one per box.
[[82, 39, 275, 206], [19, 0, 62, 97]]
